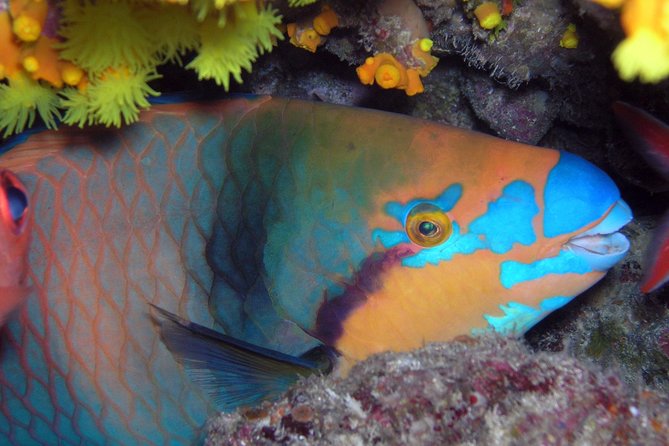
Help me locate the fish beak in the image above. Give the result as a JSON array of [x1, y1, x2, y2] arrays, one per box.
[[565, 199, 633, 271]]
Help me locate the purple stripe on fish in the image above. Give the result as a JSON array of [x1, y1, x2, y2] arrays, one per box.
[[311, 246, 412, 347]]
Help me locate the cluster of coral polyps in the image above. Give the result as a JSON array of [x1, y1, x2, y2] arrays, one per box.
[[356, 38, 437, 96], [0, 0, 288, 136], [355, 0, 438, 96]]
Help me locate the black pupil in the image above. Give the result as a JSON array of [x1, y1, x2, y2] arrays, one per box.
[[418, 221, 438, 237]]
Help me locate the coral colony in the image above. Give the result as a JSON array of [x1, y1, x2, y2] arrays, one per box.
[[2, 0, 668, 137]]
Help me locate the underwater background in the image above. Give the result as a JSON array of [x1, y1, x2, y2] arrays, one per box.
[[1, 0, 669, 444]]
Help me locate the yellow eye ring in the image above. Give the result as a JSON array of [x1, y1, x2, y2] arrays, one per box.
[[405, 203, 452, 247]]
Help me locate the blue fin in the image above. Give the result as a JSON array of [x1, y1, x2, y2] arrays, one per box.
[[150, 305, 335, 411]]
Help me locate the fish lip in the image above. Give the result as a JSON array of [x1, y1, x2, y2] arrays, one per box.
[[565, 199, 632, 270]]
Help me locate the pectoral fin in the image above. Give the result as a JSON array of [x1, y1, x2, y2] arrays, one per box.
[[150, 305, 334, 411]]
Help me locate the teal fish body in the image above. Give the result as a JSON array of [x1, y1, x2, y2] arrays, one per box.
[[0, 97, 631, 444]]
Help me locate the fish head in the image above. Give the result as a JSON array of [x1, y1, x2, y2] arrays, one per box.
[[268, 113, 632, 363], [0, 169, 31, 324]]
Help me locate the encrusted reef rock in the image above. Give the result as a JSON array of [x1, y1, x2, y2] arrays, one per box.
[[528, 218, 669, 393], [206, 335, 669, 445]]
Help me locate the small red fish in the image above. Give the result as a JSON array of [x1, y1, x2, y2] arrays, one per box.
[[0, 170, 31, 325], [613, 101, 669, 293]]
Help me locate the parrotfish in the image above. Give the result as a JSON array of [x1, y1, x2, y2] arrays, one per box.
[[0, 97, 631, 444], [613, 101, 669, 293]]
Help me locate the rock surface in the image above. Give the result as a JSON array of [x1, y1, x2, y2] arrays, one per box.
[[206, 335, 669, 445]]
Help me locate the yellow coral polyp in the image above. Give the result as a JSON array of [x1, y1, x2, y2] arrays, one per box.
[[613, 27, 669, 82], [592, 0, 625, 7], [61, 63, 84, 87], [560, 23, 579, 48], [418, 38, 433, 53], [22, 56, 39, 72], [598, 0, 669, 83], [12, 14, 41, 42], [474, 2, 503, 30]]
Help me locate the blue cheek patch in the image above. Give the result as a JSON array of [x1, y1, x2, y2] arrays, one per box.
[[372, 229, 408, 248], [479, 295, 576, 335], [372, 183, 486, 267], [373, 181, 539, 267], [469, 181, 538, 254], [403, 224, 486, 267], [543, 151, 620, 238], [500, 250, 591, 289], [373, 223, 485, 266]]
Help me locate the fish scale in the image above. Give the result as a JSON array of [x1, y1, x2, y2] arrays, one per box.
[[0, 98, 291, 444]]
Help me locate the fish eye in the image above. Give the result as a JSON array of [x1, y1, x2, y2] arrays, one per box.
[[405, 203, 452, 247]]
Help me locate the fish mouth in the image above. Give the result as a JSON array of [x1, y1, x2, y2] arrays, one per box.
[[565, 199, 632, 271]]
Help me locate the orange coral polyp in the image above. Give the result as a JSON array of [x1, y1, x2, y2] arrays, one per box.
[[287, 23, 322, 52], [375, 63, 401, 88], [356, 57, 377, 85], [411, 40, 439, 76], [474, 2, 503, 30], [621, 0, 656, 34], [0, 12, 22, 79], [404, 68, 424, 96], [26, 36, 63, 87], [313, 7, 338, 35], [287, 6, 339, 53]]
